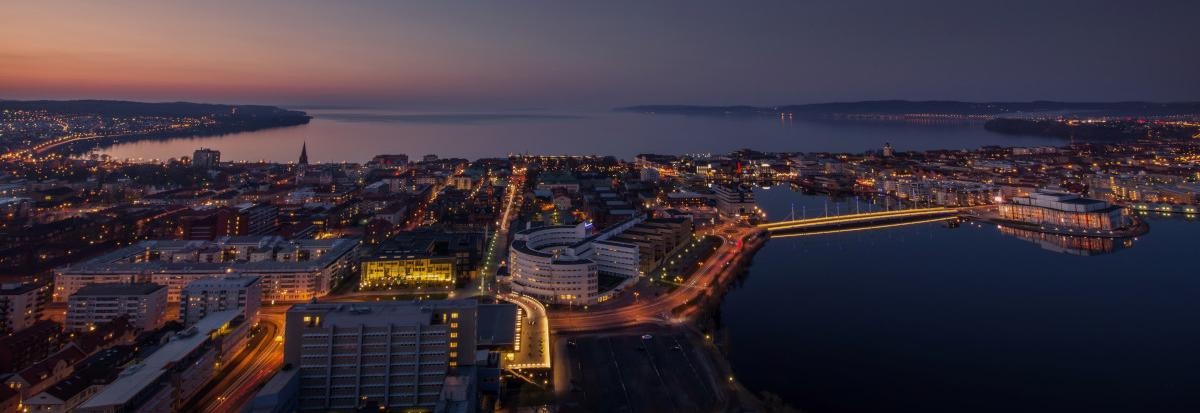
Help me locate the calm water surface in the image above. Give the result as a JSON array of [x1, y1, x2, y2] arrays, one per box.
[[723, 186, 1200, 413], [95, 110, 1062, 162]]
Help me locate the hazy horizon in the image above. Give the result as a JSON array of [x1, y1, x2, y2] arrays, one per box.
[[3, 0, 1199, 110]]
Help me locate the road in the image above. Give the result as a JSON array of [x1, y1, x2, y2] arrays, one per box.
[[498, 292, 551, 369], [194, 309, 286, 413], [190, 167, 531, 412], [549, 223, 763, 332]]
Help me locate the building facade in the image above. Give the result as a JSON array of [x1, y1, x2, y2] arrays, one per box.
[[998, 191, 1128, 231], [506, 217, 645, 305], [74, 310, 248, 413], [192, 148, 220, 169], [179, 275, 262, 327], [65, 283, 167, 332], [360, 231, 482, 289], [282, 301, 484, 411], [0, 282, 48, 335], [712, 183, 758, 218], [53, 236, 358, 304]]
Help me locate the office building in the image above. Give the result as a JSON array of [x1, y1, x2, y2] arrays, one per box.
[[712, 183, 758, 218], [506, 217, 645, 305], [278, 300, 513, 411], [606, 217, 693, 273], [179, 275, 262, 327], [361, 230, 482, 289], [65, 283, 167, 332], [53, 236, 358, 304]]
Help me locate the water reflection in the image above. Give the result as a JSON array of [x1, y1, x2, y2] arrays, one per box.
[[995, 225, 1133, 256]]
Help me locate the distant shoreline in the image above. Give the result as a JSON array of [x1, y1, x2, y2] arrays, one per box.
[[0, 99, 311, 157], [617, 100, 1200, 118]]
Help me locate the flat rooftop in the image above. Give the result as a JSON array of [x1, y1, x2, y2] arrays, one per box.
[[476, 304, 518, 347], [77, 310, 240, 410], [57, 237, 358, 275], [74, 282, 164, 296], [290, 300, 479, 326]]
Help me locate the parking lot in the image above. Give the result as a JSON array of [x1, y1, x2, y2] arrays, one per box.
[[558, 330, 722, 412]]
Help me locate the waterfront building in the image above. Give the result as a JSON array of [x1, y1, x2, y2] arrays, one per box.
[[191, 148, 220, 169], [53, 236, 358, 303], [179, 275, 262, 327], [506, 217, 644, 305], [0, 282, 48, 335], [66, 283, 167, 332], [712, 183, 758, 218], [606, 217, 694, 274], [998, 190, 1129, 231], [369, 154, 409, 169], [74, 310, 249, 413], [271, 300, 517, 412]]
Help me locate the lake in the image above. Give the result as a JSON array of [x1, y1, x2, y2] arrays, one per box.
[[93, 109, 1063, 162], [722, 186, 1200, 413]]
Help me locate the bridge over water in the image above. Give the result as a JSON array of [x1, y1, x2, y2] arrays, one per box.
[[758, 207, 963, 237]]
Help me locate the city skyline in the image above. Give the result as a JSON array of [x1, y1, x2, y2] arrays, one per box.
[[3, 2, 1199, 412], [3, 1, 1200, 109]]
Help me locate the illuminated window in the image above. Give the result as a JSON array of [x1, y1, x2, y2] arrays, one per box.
[[450, 312, 459, 319]]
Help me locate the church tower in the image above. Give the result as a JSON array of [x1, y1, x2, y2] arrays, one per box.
[[298, 141, 309, 165]]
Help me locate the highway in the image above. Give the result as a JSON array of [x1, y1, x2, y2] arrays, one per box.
[[195, 310, 286, 413]]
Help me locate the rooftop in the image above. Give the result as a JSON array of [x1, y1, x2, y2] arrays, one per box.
[[73, 282, 164, 297], [77, 310, 240, 410]]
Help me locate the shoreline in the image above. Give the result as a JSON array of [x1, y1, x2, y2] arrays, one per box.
[[50, 117, 311, 157]]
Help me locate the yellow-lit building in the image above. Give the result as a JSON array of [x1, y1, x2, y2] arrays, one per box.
[[997, 190, 1128, 231], [360, 255, 456, 288], [359, 230, 483, 290]]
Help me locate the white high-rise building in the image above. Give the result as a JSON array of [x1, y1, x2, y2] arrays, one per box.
[[506, 217, 643, 305]]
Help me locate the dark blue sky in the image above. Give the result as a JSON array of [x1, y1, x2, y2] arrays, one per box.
[[2, 0, 1197, 109]]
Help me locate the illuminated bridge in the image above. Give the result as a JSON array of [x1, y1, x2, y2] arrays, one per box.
[[757, 207, 961, 237]]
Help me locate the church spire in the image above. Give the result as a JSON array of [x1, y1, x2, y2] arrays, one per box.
[[298, 141, 309, 165]]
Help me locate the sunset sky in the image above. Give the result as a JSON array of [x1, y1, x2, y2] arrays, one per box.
[[3, 0, 1198, 109]]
